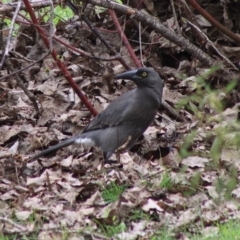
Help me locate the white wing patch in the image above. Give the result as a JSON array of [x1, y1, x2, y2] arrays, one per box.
[[75, 138, 95, 147]]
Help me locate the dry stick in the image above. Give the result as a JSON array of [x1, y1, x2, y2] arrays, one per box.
[[109, 9, 142, 68], [54, 35, 121, 61], [187, 0, 240, 45], [23, 0, 98, 116], [81, 14, 130, 70], [162, 101, 184, 122], [0, 0, 52, 13], [138, 22, 144, 67], [170, 0, 181, 34], [186, 20, 237, 70], [0, 0, 21, 70], [179, 0, 207, 46], [132, 19, 151, 42], [81, 0, 215, 67], [0, 217, 26, 231], [48, 0, 55, 51], [0, 52, 49, 81], [5, 58, 40, 114]]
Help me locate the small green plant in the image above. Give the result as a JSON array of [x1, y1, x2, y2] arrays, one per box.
[[191, 220, 240, 239], [0, 235, 13, 240], [216, 220, 240, 239], [103, 222, 126, 237], [180, 130, 197, 158], [129, 209, 151, 222], [95, 218, 126, 237], [27, 211, 37, 223], [150, 228, 174, 240], [40, 5, 74, 25], [214, 167, 237, 200], [177, 66, 237, 120], [160, 171, 173, 190], [101, 181, 126, 203], [187, 172, 202, 196], [61, 225, 70, 240], [178, 67, 239, 169]]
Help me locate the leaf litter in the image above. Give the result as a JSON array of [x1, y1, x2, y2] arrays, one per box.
[[1, 0, 240, 239]]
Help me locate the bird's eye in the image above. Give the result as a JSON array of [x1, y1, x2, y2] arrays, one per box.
[[142, 72, 147, 77]]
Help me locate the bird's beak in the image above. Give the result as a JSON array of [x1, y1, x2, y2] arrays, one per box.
[[115, 69, 138, 80]]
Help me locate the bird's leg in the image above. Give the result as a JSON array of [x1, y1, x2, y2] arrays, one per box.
[[116, 151, 121, 163], [103, 152, 108, 166], [103, 151, 117, 164]]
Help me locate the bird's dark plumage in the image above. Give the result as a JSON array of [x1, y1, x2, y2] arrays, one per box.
[[30, 68, 164, 161]]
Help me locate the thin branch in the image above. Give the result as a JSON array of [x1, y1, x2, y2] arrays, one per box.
[[139, 21, 144, 67], [5, 57, 40, 115], [161, 101, 185, 122], [0, 52, 49, 82], [187, 0, 240, 45], [0, 0, 54, 13], [179, 0, 207, 46], [53, 34, 121, 61], [186, 19, 237, 70], [0, 0, 21, 70], [170, 0, 181, 34], [109, 9, 142, 68], [0, 217, 26, 231], [81, 13, 130, 70]]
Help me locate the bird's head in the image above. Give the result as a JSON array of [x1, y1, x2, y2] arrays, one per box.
[[115, 68, 163, 90]]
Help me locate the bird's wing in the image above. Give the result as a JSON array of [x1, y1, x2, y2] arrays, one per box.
[[83, 90, 135, 133]]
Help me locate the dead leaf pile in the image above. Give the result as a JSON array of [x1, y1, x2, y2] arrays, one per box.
[[1, 0, 240, 239]]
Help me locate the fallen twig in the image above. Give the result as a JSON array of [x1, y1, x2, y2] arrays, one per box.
[[187, 0, 240, 45], [5, 57, 40, 115]]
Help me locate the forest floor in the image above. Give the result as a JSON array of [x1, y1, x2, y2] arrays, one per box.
[[1, 0, 240, 239]]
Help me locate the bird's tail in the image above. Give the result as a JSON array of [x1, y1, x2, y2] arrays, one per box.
[[29, 136, 78, 162]]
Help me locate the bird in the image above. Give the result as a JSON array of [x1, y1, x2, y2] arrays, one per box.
[[30, 68, 164, 161]]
